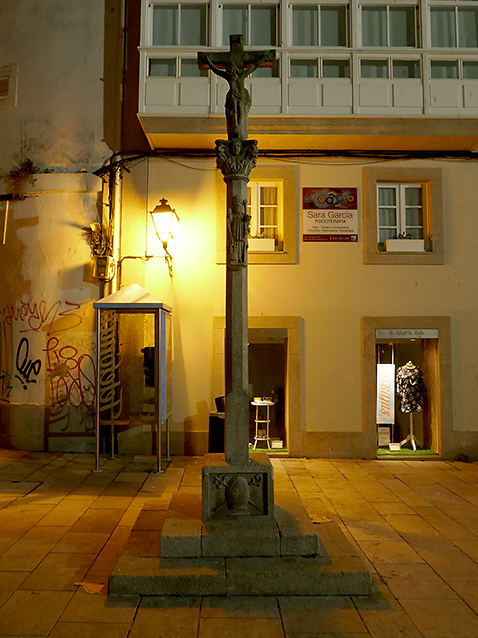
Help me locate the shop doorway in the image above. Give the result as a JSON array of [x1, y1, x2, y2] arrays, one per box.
[[248, 330, 286, 450], [375, 332, 439, 455]]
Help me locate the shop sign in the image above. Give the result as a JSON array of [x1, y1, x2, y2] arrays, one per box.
[[376, 364, 395, 425], [375, 329, 439, 339], [302, 187, 358, 242]]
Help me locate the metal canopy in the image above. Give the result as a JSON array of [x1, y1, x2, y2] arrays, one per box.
[[94, 282, 171, 312]]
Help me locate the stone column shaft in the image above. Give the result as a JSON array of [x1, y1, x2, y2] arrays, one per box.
[[225, 176, 249, 463], [216, 142, 258, 464]]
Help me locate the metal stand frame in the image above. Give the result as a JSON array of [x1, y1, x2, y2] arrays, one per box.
[[401, 412, 419, 451], [252, 400, 274, 450], [93, 286, 171, 472]]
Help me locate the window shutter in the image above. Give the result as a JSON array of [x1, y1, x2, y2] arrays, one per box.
[[0, 76, 9, 100]]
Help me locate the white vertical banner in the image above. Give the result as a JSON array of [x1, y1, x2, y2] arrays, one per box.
[[376, 364, 395, 424]]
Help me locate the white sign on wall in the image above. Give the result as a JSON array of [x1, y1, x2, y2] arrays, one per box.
[[375, 329, 439, 339], [376, 364, 395, 425]]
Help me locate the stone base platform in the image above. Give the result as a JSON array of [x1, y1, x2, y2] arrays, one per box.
[[109, 477, 372, 597], [109, 554, 371, 597]]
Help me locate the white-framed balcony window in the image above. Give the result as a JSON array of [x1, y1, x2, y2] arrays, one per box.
[[148, 57, 208, 76], [360, 57, 421, 77], [221, 3, 279, 46], [247, 181, 283, 251], [152, 3, 209, 45], [289, 57, 351, 77], [430, 5, 478, 48], [377, 183, 424, 249], [292, 4, 349, 47], [361, 5, 418, 47], [430, 57, 478, 78]]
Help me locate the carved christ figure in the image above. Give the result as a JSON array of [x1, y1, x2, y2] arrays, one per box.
[[227, 195, 251, 269], [198, 34, 275, 140]]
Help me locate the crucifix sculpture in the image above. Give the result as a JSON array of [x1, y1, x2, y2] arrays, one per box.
[[199, 35, 275, 466], [198, 35, 276, 492], [198, 35, 275, 141]]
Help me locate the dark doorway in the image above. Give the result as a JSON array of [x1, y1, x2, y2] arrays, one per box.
[[248, 336, 286, 449]]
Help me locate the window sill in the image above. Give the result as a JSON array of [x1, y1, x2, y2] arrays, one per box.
[[385, 239, 425, 252], [248, 238, 276, 252], [369, 251, 442, 265]]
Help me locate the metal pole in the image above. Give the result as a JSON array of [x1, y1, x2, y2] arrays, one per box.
[[155, 309, 162, 472], [95, 308, 101, 471]]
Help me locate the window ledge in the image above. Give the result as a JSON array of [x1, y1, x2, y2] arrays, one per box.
[[369, 251, 443, 265]]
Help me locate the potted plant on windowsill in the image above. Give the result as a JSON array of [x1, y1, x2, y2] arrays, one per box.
[[386, 233, 425, 252], [248, 233, 275, 252]]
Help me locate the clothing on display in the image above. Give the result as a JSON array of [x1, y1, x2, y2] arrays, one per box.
[[396, 361, 425, 413]]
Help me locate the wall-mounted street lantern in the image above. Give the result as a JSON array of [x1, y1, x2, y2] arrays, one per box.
[[149, 198, 180, 276]]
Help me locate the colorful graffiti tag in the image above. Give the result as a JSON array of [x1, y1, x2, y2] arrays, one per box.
[[0, 298, 96, 407]]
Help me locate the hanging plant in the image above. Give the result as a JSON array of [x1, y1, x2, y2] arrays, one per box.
[[5, 158, 39, 198]]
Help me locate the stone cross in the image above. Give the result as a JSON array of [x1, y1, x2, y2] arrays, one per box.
[[198, 36, 276, 465], [198, 35, 275, 141]]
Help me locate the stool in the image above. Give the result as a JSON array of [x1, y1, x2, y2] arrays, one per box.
[[251, 400, 274, 450]]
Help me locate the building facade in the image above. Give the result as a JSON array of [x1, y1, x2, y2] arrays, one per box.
[[1, 0, 478, 459]]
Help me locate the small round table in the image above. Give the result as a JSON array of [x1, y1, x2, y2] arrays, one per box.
[[251, 400, 274, 450]]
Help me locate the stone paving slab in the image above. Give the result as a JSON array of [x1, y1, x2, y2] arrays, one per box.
[[6, 452, 478, 637]]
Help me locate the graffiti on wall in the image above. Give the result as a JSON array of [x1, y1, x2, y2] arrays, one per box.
[[0, 298, 96, 409], [4, 299, 83, 336], [45, 336, 96, 408], [15, 336, 42, 390]]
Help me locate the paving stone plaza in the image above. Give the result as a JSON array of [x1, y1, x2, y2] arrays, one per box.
[[2, 450, 478, 637]]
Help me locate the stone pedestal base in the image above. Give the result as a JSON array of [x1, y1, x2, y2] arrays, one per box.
[[202, 452, 274, 521]]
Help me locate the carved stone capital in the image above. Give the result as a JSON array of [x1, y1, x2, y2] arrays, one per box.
[[216, 139, 258, 180]]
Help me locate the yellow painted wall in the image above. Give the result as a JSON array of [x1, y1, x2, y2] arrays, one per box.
[[120, 155, 478, 458]]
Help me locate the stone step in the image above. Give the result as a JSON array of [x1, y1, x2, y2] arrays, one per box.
[[109, 488, 372, 597], [109, 554, 371, 597], [160, 488, 325, 558]]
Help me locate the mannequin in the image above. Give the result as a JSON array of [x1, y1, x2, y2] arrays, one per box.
[[396, 361, 425, 451]]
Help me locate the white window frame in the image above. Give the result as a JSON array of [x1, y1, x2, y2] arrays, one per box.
[[364, 167, 444, 265], [377, 182, 425, 248], [429, 4, 478, 49], [247, 181, 284, 251], [290, 3, 349, 48], [220, 3, 280, 47], [149, 2, 210, 47], [360, 3, 419, 48]]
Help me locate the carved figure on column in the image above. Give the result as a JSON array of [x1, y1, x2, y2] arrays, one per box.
[[198, 35, 275, 140], [227, 195, 251, 269], [216, 138, 258, 179]]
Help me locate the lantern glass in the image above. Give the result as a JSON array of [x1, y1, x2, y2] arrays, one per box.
[[149, 198, 178, 243]]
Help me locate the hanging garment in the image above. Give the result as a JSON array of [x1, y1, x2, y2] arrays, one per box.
[[396, 361, 425, 413]]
